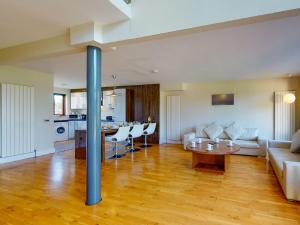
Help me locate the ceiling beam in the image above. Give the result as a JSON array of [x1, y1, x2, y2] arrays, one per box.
[[0, 32, 84, 65]]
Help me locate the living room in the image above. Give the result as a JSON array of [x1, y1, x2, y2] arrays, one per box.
[[160, 77, 300, 143], [0, 1, 300, 224]]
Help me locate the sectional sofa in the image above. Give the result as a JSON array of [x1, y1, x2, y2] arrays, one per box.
[[183, 124, 267, 156]]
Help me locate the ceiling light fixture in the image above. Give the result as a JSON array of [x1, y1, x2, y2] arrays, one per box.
[[151, 69, 159, 74], [107, 75, 121, 97]]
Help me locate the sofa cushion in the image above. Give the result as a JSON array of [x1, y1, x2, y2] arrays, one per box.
[[235, 140, 260, 149], [195, 125, 208, 138], [197, 137, 211, 142], [232, 148, 263, 156], [269, 148, 285, 181], [290, 130, 300, 153], [238, 128, 259, 141], [225, 122, 245, 140], [269, 148, 300, 161], [204, 124, 223, 140], [269, 147, 300, 179]]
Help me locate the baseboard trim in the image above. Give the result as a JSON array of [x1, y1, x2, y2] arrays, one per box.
[[166, 140, 182, 144], [0, 148, 55, 164]]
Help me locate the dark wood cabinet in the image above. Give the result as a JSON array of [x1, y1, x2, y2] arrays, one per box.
[[126, 89, 135, 122]]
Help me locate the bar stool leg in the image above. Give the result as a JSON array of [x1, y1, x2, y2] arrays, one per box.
[[127, 136, 141, 152], [140, 134, 152, 148], [125, 138, 131, 147], [115, 142, 118, 157], [110, 141, 126, 159]]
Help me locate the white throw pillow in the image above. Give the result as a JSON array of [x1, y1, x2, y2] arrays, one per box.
[[204, 124, 223, 140], [290, 130, 300, 153], [218, 125, 229, 139], [195, 125, 208, 138], [225, 122, 245, 141]]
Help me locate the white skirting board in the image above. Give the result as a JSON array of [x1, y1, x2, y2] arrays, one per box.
[[166, 140, 182, 144], [0, 148, 55, 164]]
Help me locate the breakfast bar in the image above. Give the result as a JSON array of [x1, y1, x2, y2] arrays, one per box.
[[75, 129, 118, 163]]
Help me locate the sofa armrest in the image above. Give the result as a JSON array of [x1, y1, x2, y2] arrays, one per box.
[[257, 138, 267, 156], [283, 161, 300, 201], [183, 132, 196, 150], [268, 140, 292, 149]]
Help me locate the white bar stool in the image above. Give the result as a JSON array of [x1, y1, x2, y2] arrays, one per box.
[[105, 126, 130, 159], [140, 123, 156, 148], [127, 124, 144, 152]]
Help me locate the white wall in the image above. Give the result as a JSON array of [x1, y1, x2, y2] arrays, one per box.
[[0, 66, 54, 161], [102, 89, 126, 122], [160, 77, 300, 143]]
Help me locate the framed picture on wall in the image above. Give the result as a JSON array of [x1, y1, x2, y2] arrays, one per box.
[[212, 94, 234, 105]]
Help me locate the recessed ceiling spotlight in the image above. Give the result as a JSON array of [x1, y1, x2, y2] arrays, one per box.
[[152, 69, 159, 74], [111, 46, 117, 51]]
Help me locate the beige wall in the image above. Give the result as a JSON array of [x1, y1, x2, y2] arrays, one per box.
[[0, 66, 54, 154], [160, 77, 300, 143]]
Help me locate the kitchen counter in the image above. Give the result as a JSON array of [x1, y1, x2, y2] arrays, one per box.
[[54, 119, 86, 123], [75, 129, 117, 163], [54, 119, 116, 123]]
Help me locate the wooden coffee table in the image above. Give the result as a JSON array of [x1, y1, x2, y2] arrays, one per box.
[[186, 141, 240, 173]]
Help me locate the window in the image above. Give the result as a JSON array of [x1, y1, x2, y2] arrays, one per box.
[[71, 92, 87, 109], [54, 93, 66, 115]]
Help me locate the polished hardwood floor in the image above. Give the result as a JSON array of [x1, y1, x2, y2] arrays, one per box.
[[0, 144, 299, 225]]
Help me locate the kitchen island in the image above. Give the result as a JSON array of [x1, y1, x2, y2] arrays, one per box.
[[75, 129, 118, 163]]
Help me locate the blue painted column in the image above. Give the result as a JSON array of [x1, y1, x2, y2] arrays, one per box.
[[86, 46, 101, 205]]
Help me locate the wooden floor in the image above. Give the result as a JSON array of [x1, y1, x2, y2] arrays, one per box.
[[0, 144, 299, 225]]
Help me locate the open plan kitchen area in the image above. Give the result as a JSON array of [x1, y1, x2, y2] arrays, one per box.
[[53, 83, 160, 160]]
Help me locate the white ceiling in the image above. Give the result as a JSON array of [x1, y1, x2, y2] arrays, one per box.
[[0, 0, 128, 48], [18, 15, 300, 88]]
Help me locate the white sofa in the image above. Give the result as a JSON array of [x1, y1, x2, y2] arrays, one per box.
[[183, 125, 267, 156], [268, 140, 300, 201]]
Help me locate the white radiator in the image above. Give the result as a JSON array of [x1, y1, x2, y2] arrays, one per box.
[[274, 91, 295, 141], [167, 95, 181, 143], [1, 84, 35, 158]]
